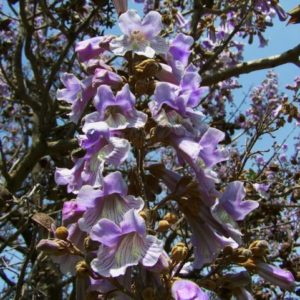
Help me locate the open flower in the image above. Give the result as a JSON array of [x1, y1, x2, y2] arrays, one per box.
[[55, 122, 130, 192], [91, 209, 163, 277], [77, 172, 144, 232], [57, 74, 96, 123], [216, 181, 259, 221], [110, 10, 168, 58], [85, 84, 147, 131], [157, 33, 194, 84], [75, 36, 113, 62]]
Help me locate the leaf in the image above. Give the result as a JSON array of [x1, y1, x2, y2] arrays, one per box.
[[31, 213, 55, 231]]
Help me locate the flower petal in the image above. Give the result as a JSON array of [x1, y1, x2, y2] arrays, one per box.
[[172, 279, 209, 300], [141, 11, 163, 39], [90, 219, 122, 246], [99, 137, 130, 166], [140, 235, 163, 267], [220, 181, 259, 221], [119, 10, 142, 36]]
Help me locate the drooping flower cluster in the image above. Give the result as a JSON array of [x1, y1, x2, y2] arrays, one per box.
[[36, 3, 296, 299]]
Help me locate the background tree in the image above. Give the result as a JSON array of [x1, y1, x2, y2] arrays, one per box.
[[0, 0, 299, 299]]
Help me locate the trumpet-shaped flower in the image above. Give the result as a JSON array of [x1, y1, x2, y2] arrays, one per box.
[[75, 36, 113, 62], [91, 209, 163, 277], [57, 74, 95, 123], [110, 10, 168, 58], [55, 122, 130, 192], [85, 84, 147, 131], [77, 172, 144, 232]]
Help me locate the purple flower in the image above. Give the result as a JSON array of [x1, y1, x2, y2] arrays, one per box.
[[148, 164, 238, 268], [56, 122, 130, 192], [187, 211, 238, 268], [171, 279, 209, 300], [110, 10, 168, 58], [90, 209, 163, 277], [151, 65, 208, 131], [162, 33, 194, 84], [75, 36, 112, 62], [85, 84, 147, 130], [170, 127, 228, 173], [256, 262, 295, 290], [57, 73, 95, 123], [210, 182, 258, 244], [217, 181, 259, 221], [55, 157, 86, 193], [77, 171, 144, 232], [253, 183, 270, 200], [62, 200, 86, 226], [80, 121, 131, 168], [92, 68, 123, 89]]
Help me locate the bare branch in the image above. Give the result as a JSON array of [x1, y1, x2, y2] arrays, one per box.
[[202, 43, 300, 86]]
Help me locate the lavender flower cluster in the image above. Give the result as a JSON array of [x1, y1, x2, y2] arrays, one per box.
[[36, 1, 296, 299]]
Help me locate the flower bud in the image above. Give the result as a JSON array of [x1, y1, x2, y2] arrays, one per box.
[[232, 248, 252, 263], [249, 240, 269, 258], [75, 260, 89, 276], [163, 212, 177, 224], [55, 226, 69, 240], [171, 242, 188, 263], [255, 261, 295, 290], [134, 59, 161, 78], [157, 220, 170, 232]]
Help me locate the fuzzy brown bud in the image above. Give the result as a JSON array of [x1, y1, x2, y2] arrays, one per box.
[[249, 240, 269, 258], [171, 242, 188, 262], [76, 260, 89, 276], [157, 220, 170, 232], [134, 59, 161, 78], [232, 248, 252, 263], [55, 226, 69, 240], [163, 212, 177, 224]]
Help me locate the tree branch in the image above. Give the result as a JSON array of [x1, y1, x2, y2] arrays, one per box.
[[202, 43, 300, 86], [8, 140, 46, 192]]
